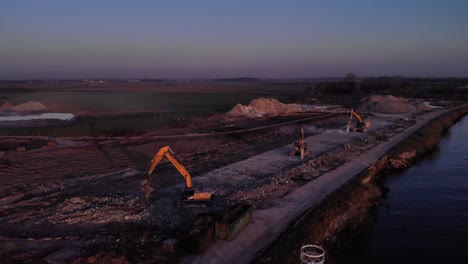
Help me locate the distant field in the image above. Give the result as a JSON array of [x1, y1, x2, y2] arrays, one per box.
[[0, 80, 307, 136], [3, 91, 278, 114], [0, 80, 305, 114]]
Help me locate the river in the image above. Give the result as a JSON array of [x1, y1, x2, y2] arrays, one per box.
[[335, 116, 468, 264]]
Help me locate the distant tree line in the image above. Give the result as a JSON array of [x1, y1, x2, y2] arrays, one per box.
[[305, 74, 468, 100]]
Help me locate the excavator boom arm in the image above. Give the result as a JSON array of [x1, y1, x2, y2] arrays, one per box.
[[143, 146, 193, 188], [144, 146, 171, 178], [165, 152, 192, 188], [350, 109, 363, 122]]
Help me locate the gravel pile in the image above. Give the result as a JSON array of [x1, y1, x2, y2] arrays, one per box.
[[227, 98, 304, 117], [357, 95, 431, 114], [44, 195, 146, 225]]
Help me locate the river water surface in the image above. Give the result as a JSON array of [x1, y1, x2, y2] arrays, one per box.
[[336, 116, 468, 264]]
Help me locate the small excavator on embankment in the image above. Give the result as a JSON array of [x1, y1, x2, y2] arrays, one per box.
[[346, 109, 371, 133], [290, 127, 311, 159], [141, 146, 212, 206]]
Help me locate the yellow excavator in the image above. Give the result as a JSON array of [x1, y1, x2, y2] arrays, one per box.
[[141, 146, 212, 205], [289, 128, 311, 159], [346, 109, 371, 132]]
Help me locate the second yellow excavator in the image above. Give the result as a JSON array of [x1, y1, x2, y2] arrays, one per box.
[[290, 128, 311, 159], [141, 146, 212, 204], [346, 109, 371, 132]]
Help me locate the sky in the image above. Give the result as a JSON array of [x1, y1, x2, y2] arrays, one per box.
[[0, 0, 467, 79]]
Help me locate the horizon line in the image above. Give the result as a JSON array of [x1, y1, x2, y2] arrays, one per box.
[[1, 76, 468, 82]]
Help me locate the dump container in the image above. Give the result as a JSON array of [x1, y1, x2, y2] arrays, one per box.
[[182, 213, 215, 254], [215, 204, 252, 241]]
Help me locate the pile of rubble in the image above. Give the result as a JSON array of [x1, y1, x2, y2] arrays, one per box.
[[227, 98, 304, 118], [356, 95, 431, 114], [227, 119, 412, 206], [46, 195, 146, 225]]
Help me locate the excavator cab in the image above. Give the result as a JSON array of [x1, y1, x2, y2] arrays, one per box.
[[141, 146, 212, 206]]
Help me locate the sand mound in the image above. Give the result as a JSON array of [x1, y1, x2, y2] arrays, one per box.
[[417, 102, 433, 112], [228, 98, 303, 117], [356, 95, 430, 114], [228, 103, 258, 117], [10, 101, 48, 111], [0, 102, 14, 111]]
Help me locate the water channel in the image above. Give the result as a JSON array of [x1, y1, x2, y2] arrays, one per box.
[[336, 116, 468, 263]]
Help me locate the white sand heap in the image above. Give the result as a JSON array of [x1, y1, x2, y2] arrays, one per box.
[[356, 95, 431, 114], [0, 101, 49, 112], [228, 98, 304, 117]]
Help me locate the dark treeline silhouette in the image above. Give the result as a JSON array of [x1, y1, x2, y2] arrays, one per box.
[[306, 74, 468, 100]]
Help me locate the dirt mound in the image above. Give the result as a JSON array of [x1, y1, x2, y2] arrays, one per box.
[[357, 95, 429, 114], [417, 102, 432, 112], [0, 102, 14, 111], [10, 101, 48, 111], [227, 98, 303, 117], [228, 103, 257, 117]]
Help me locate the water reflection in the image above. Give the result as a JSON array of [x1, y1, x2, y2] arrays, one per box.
[[0, 113, 75, 121]]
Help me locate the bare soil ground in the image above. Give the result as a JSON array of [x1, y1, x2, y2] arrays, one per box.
[[0, 83, 453, 263], [0, 110, 350, 263]]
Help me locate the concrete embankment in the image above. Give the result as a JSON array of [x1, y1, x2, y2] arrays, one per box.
[[256, 103, 468, 264], [192, 103, 467, 264]]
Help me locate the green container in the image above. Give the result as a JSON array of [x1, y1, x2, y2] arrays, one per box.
[[215, 204, 252, 241]]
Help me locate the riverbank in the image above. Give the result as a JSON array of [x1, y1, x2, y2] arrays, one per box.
[[334, 115, 468, 263], [193, 103, 468, 264], [256, 104, 468, 263]]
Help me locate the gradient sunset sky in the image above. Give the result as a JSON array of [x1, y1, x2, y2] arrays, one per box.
[[1, 0, 467, 79]]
